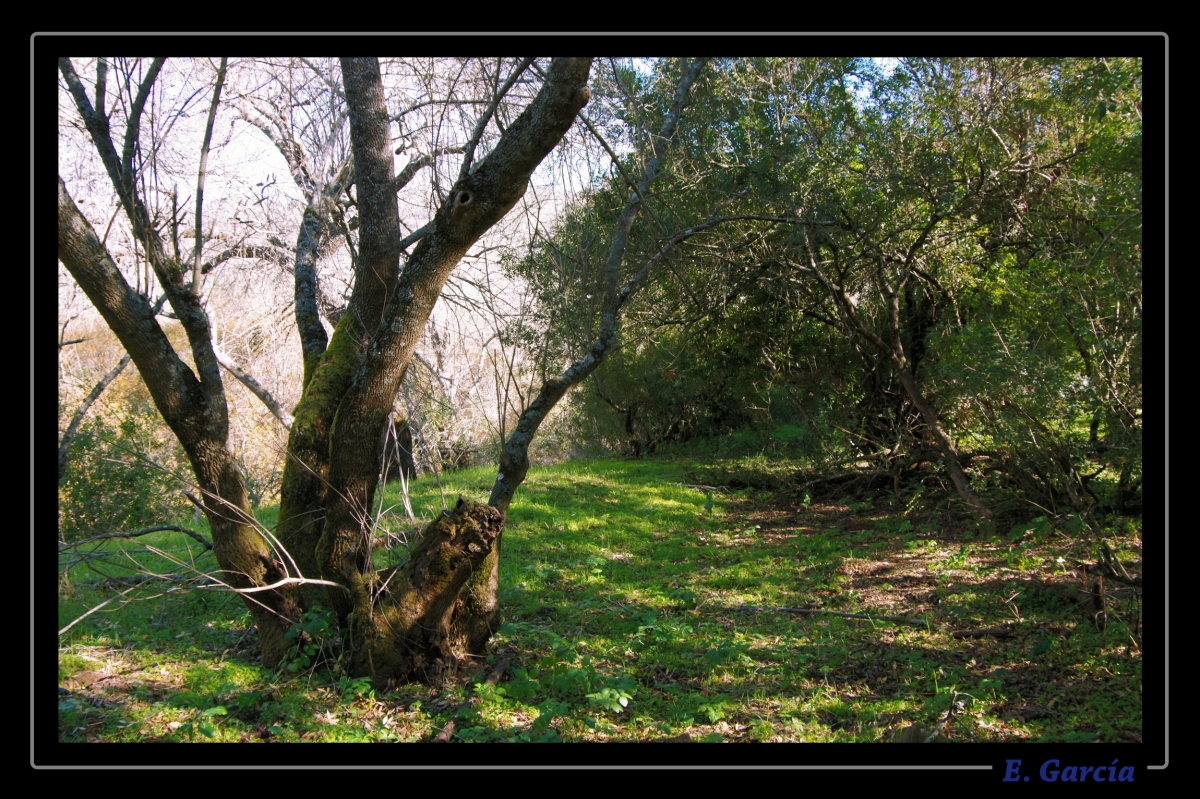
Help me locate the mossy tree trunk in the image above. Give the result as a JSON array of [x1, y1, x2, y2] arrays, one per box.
[[321, 58, 712, 686], [347, 498, 503, 684], [273, 57, 594, 680]]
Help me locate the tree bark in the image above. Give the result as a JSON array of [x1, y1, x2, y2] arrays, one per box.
[[892, 364, 993, 525], [349, 498, 504, 685]]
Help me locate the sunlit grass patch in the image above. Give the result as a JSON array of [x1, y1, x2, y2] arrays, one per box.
[[58, 456, 1141, 743]]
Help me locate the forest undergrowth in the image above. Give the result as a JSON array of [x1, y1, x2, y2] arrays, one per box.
[[57, 456, 1142, 744]]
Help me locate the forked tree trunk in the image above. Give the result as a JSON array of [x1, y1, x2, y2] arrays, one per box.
[[56, 57, 309, 664], [336, 59, 707, 687], [58, 175, 302, 667], [58, 56, 593, 678], [281, 57, 594, 683]]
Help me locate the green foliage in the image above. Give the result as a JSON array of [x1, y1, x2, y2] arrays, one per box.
[[695, 696, 733, 724], [522, 56, 1142, 526], [1008, 515, 1054, 543], [279, 607, 333, 676], [177, 704, 228, 740], [467, 640, 638, 739], [58, 401, 191, 539]]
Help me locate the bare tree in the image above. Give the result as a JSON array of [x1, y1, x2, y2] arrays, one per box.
[[59, 55, 306, 665], [59, 55, 594, 679]]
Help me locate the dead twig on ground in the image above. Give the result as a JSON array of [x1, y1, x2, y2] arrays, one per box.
[[738, 604, 932, 628]]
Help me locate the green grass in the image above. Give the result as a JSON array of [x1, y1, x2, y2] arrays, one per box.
[[57, 457, 1143, 743]]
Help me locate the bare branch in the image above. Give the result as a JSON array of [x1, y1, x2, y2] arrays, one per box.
[[58, 581, 144, 637], [489, 58, 705, 516], [200, 242, 290, 274], [395, 145, 464, 192], [212, 342, 295, 429], [191, 57, 228, 294], [458, 57, 536, 182], [59, 524, 213, 552]]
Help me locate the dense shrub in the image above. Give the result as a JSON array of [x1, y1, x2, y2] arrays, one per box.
[[58, 401, 191, 540]]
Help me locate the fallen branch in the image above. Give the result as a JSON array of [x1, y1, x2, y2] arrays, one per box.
[[59, 524, 213, 552], [795, 467, 893, 490], [58, 582, 144, 636], [431, 719, 455, 743], [1081, 560, 1141, 588], [739, 605, 931, 628], [951, 625, 1016, 639], [1087, 542, 1141, 587], [194, 573, 347, 594]]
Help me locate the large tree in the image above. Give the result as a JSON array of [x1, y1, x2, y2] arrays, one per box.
[[59, 55, 726, 687], [59, 56, 596, 680]]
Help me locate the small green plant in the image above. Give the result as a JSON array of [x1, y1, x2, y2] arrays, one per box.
[[750, 718, 776, 741], [696, 696, 732, 724], [530, 699, 569, 741], [1004, 547, 1045, 571], [904, 488, 925, 515], [178, 705, 227, 740], [1008, 515, 1053, 543], [338, 675, 374, 702], [587, 686, 633, 713], [668, 587, 696, 608], [278, 606, 333, 675], [704, 640, 737, 667], [933, 544, 973, 572]]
